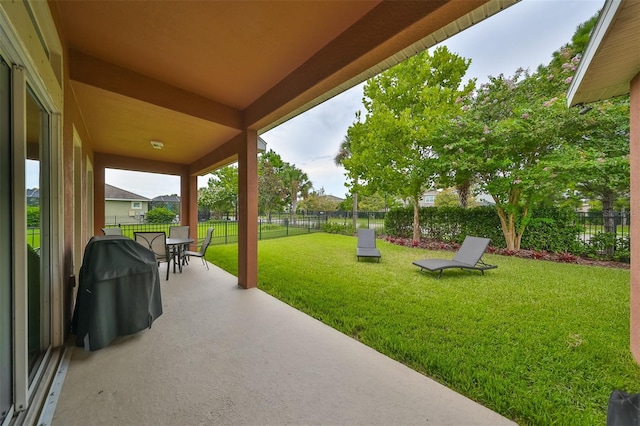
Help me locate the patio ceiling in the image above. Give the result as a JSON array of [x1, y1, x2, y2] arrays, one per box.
[[568, 0, 640, 106], [51, 0, 517, 174]]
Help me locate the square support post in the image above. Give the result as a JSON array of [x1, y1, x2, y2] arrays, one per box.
[[630, 72, 640, 363], [237, 129, 258, 289], [181, 173, 198, 241], [93, 155, 106, 237]]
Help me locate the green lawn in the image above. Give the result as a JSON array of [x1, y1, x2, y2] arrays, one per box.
[[206, 232, 639, 425]]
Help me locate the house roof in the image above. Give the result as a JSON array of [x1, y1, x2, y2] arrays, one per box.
[[50, 0, 517, 175], [105, 184, 150, 202], [152, 195, 181, 203], [567, 0, 640, 106], [322, 195, 345, 203]]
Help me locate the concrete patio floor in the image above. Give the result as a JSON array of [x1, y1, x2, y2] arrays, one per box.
[[52, 260, 515, 425]]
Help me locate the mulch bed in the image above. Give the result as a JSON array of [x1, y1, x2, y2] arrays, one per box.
[[384, 236, 630, 269]]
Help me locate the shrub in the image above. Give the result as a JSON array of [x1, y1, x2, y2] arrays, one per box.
[[27, 206, 40, 227], [384, 205, 582, 254], [520, 207, 583, 253], [581, 232, 630, 261], [321, 222, 355, 236], [145, 207, 175, 224]]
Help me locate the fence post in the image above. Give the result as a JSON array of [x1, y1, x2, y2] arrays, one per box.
[[259, 219, 262, 240], [225, 220, 228, 245]]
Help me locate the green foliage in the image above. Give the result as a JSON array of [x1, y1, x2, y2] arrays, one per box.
[[519, 207, 584, 253], [207, 233, 639, 425], [385, 206, 584, 252], [343, 46, 474, 241], [199, 165, 238, 216], [280, 163, 312, 213], [258, 150, 286, 216], [27, 206, 40, 227], [357, 193, 387, 211], [321, 222, 355, 236], [580, 233, 630, 262], [300, 187, 340, 212], [434, 187, 479, 208], [145, 207, 175, 224], [383, 207, 415, 238]]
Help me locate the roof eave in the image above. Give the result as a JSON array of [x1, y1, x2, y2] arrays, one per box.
[[567, 0, 622, 107]]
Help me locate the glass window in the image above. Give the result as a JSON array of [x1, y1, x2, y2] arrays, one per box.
[[26, 89, 51, 381]]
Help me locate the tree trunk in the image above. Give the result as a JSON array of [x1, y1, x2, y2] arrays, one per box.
[[412, 197, 421, 244], [495, 205, 521, 251], [456, 181, 470, 209]]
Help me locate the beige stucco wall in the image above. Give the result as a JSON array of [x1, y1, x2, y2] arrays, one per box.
[[105, 200, 149, 219]]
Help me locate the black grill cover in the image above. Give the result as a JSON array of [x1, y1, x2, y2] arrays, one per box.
[[71, 235, 163, 351]]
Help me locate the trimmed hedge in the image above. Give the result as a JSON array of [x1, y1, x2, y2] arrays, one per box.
[[384, 205, 582, 252]]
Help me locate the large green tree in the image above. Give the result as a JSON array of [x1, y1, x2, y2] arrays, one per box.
[[343, 46, 474, 242], [334, 134, 359, 229], [258, 150, 285, 221], [439, 67, 570, 250], [280, 163, 312, 222], [198, 165, 238, 218]]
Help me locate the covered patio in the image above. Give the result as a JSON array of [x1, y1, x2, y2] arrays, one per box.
[[2, 1, 526, 423], [50, 262, 513, 425]]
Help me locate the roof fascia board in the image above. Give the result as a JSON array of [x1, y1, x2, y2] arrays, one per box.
[[97, 152, 188, 176], [567, 0, 622, 106], [243, 0, 454, 131], [267, 0, 519, 134]]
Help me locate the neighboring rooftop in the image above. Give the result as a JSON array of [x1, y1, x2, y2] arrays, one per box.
[[105, 184, 150, 201], [321, 194, 345, 203], [152, 194, 181, 203]]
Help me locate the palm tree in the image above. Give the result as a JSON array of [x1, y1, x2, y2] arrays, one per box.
[[281, 164, 312, 225], [334, 134, 358, 230]]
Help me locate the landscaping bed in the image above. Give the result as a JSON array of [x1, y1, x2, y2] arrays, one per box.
[[384, 236, 630, 269]]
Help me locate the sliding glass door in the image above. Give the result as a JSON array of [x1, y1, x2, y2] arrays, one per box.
[[0, 56, 12, 425], [26, 88, 51, 380], [0, 53, 53, 422]]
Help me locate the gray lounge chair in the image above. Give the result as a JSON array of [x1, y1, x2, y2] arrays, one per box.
[[412, 236, 497, 278], [357, 228, 381, 262]]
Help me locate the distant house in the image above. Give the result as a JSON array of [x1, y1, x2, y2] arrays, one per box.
[[418, 190, 438, 207], [104, 184, 150, 224], [150, 194, 181, 213], [321, 194, 344, 205]]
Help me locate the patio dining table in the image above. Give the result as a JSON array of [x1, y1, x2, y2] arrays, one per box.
[[166, 237, 194, 273]]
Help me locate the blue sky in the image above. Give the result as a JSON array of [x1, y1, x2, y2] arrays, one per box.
[[102, 0, 604, 199]]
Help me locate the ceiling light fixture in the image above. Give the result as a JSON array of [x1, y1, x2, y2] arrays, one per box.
[[150, 140, 164, 149]]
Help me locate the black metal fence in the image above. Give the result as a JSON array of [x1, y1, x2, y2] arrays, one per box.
[[574, 211, 630, 242], [103, 210, 631, 259], [102, 214, 327, 248]]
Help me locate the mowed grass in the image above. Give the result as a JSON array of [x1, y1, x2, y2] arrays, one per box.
[[206, 232, 640, 425]]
